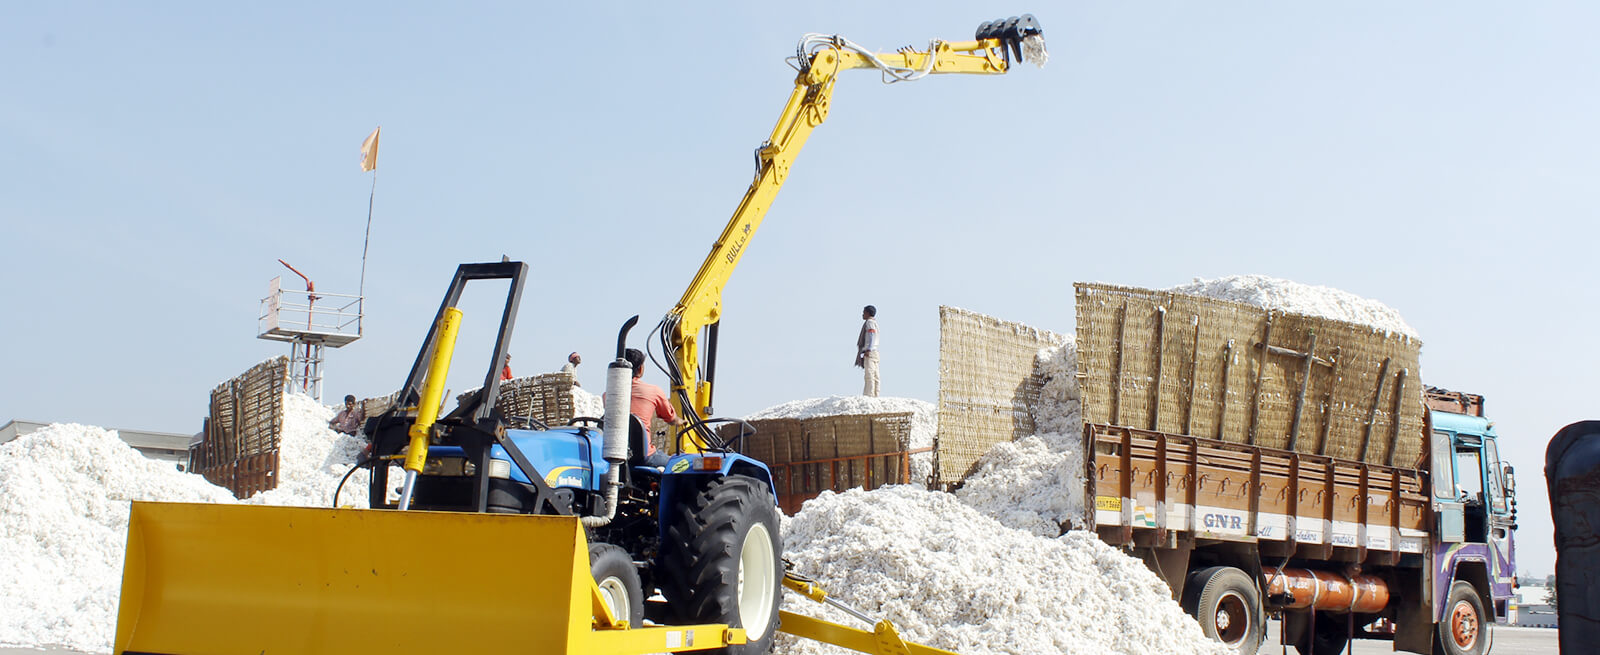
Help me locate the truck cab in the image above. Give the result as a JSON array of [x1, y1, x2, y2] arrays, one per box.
[[1427, 392, 1518, 648]]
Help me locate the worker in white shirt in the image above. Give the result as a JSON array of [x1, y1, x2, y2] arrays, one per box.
[[855, 305, 880, 397]]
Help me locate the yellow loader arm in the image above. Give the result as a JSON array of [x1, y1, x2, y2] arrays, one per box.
[[657, 15, 1046, 453], [781, 572, 959, 655]]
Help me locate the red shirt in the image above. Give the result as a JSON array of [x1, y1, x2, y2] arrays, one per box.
[[607, 379, 677, 454]]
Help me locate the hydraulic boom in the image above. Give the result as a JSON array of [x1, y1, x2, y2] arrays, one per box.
[[656, 16, 1046, 453]]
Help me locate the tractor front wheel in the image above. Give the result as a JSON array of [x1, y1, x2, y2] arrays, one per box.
[[590, 543, 645, 629], [659, 475, 782, 654]]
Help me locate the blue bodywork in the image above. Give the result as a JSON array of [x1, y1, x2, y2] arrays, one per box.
[[429, 426, 610, 491], [431, 426, 777, 510], [658, 451, 777, 507]]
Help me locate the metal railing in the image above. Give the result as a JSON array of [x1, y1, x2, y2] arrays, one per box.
[[258, 287, 363, 344]]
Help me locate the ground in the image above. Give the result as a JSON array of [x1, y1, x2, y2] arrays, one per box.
[[1262, 619, 1556, 655], [0, 623, 1560, 655]]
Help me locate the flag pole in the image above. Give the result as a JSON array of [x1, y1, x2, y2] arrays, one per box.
[[359, 169, 377, 300], [357, 126, 380, 305]]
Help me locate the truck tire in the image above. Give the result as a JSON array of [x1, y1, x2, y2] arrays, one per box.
[[1182, 566, 1265, 655], [1435, 581, 1489, 655], [659, 475, 783, 654], [590, 543, 645, 629]]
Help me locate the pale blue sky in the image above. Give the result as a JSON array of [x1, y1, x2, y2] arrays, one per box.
[[4, 3, 1593, 576]]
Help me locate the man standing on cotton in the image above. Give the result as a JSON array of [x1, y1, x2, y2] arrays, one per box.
[[855, 305, 880, 397], [560, 351, 582, 386]]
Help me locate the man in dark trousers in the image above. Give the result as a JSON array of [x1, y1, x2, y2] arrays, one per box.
[[855, 305, 880, 397]]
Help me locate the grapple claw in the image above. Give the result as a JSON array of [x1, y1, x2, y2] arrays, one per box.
[[976, 13, 1047, 67]]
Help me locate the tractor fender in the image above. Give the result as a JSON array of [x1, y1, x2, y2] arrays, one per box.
[[657, 453, 778, 537]]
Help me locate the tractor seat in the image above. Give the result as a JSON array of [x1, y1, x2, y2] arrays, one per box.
[[627, 414, 651, 468]]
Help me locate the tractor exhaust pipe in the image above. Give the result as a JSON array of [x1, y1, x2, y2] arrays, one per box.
[[583, 315, 639, 528]]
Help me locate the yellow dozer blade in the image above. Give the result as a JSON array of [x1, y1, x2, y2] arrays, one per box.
[[115, 501, 740, 655]]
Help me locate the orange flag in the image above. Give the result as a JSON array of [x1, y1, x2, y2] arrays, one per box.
[[359, 127, 380, 172]]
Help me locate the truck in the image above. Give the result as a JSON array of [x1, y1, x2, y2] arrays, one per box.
[[1071, 283, 1517, 655]]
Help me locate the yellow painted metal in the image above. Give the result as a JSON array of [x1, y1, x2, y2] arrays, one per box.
[[114, 502, 741, 655], [783, 573, 830, 602], [778, 611, 960, 655], [665, 35, 1022, 449], [404, 306, 462, 473], [780, 575, 962, 655], [591, 575, 624, 629], [589, 626, 748, 653]]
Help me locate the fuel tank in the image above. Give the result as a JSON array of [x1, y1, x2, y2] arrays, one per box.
[[1262, 566, 1390, 614]]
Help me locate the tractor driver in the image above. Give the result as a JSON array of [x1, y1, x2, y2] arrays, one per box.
[[613, 348, 683, 468]]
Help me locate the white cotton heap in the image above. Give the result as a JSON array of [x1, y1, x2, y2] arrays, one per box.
[[0, 393, 375, 651], [1170, 274, 1419, 340], [955, 339, 1085, 536], [571, 384, 605, 420], [243, 393, 371, 508], [0, 424, 237, 651], [779, 487, 1229, 655]]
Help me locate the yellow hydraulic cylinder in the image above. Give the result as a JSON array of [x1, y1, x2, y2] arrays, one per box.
[[780, 575, 959, 655], [404, 307, 462, 473], [397, 307, 462, 510]]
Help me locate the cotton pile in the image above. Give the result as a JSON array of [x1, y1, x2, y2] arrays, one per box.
[[243, 393, 371, 508], [1170, 274, 1418, 339], [0, 425, 236, 651], [0, 393, 365, 652], [955, 340, 1085, 536], [779, 487, 1228, 655]]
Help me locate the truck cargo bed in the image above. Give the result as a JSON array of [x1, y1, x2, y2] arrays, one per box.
[[1087, 422, 1430, 560]]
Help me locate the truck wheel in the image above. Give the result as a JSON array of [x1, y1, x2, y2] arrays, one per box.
[[1435, 581, 1488, 655], [590, 543, 645, 629], [1182, 566, 1265, 655], [660, 475, 782, 654]]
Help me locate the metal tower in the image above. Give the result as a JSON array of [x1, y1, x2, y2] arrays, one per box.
[[257, 262, 362, 401]]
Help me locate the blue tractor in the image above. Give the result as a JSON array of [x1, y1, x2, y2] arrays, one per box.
[[364, 262, 783, 654]]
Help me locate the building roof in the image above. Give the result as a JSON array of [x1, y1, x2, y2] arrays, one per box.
[[0, 419, 194, 453]]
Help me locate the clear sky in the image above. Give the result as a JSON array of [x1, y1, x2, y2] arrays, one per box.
[[3, 3, 1593, 577]]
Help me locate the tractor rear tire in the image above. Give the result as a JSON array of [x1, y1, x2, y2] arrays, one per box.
[[590, 543, 645, 629], [1182, 566, 1265, 655], [659, 475, 782, 655]]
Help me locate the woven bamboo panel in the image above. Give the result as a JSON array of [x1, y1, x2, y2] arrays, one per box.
[[935, 306, 1068, 483], [1074, 283, 1426, 467], [198, 357, 289, 497]]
